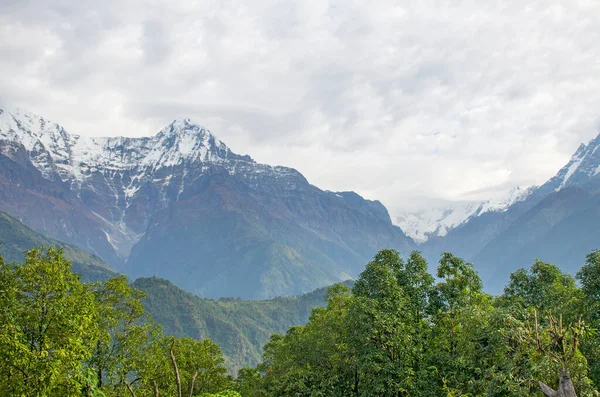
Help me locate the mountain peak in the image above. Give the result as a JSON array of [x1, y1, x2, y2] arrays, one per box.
[[548, 134, 600, 191], [395, 184, 535, 243], [166, 118, 207, 134], [153, 118, 231, 164]]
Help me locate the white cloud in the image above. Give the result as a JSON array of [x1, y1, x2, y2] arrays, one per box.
[[1, 0, 600, 217]]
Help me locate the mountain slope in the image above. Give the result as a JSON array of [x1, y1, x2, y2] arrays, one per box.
[[132, 276, 353, 374], [396, 186, 535, 243], [472, 187, 597, 291], [424, 132, 600, 291], [0, 211, 117, 282], [537, 134, 600, 194], [0, 107, 415, 298]]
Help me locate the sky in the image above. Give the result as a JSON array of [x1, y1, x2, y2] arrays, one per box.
[[1, 0, 600, 216]]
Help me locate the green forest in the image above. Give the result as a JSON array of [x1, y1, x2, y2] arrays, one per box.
[[133, 276, 351, 374], [0, 247, 237, 397], [1, 247, 600, 396]]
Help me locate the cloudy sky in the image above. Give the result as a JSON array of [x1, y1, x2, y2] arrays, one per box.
[[1, 0, 599, 215]]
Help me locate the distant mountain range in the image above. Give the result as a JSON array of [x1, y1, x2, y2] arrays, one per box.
[[421, 132, 600, 292], [1, 105, 599, 297], [0, 107, 414, 299], [395, 185, 535, 243]]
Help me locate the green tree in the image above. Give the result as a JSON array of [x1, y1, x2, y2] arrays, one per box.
[[348, 249, 426, 396], [255, 283, 355, 396], [137, 334, 230, 396], [234, 367, 267, 397], [88, 275, 153, 395], [0, 247, 100, 396], [498, 259, 582, 322], [577, 250, 600, 387], [489, 259, 595, 395], [427, 252, 492, 396]]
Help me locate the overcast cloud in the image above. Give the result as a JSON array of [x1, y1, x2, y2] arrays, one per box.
[[1, 0, 599, 214]]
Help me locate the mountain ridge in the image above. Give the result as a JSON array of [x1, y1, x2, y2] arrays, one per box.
[[421, 130, 600, 291], [0, 106, 415, 298], [395, 185, 536, 243]]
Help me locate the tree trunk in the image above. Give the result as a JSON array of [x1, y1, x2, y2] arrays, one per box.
[[170, 339, 182, 397], [125, 382, 136, 397], [96, 341, 103, 389], [188, 371, 198, 397], [540, 369, 577, 397], [97, 363, 103, 389]]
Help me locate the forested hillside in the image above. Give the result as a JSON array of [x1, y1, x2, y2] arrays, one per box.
[[0, 211, 117, 282], [133, 277, 353, 373]]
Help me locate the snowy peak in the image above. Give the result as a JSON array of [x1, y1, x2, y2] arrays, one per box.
[[477, 185, 536, 214], [395, 185, 535, 243], [152, 118, 234, 165], [0, 108, 252, 185], [396, 132, 600, 244], [396, 202, 482, 243], [0, 107, 77, 180], [0, 107, 73, 150], [546, 132, 600, 191], [0, 106, 296, 260]]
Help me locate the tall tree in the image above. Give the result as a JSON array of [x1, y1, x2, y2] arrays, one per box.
[[88, 275, 152, 395], [137, 334, 230, 396], [0, 247, 100, 396], [349, 249, 422, 396], [499, 259, 582, 322], [577, 250, 600, 387], [427, 252, 492, 396]]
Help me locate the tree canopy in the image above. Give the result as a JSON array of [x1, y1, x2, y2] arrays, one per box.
[[1, 245, 599, 396], [236, 249, 600, 397], [0, 247, 235, 397]]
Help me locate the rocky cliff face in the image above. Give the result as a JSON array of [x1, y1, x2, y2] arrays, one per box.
[[0, 107, 415, 298]]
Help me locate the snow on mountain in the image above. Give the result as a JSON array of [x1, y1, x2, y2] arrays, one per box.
[[0, 106, 307, 258], [395, 202, 482, 244], [396, 131, 600, 244], [0, 108, 238, 184], [0, 106, 416, 298], [395, 186, 535, 243], [478, 185, 538, 213], [543, 133, 600, 191]]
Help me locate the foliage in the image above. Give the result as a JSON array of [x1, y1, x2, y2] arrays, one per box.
[[0, 246, 232, 397], [0, 247, 100, 396], [132, 276, 352, 373], [2, 243, 600, 397], [237, 249, 600, 397]]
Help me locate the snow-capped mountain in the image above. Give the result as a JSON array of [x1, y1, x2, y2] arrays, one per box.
[[0, 108, 289, 192], [539, 133, 600, 193], [395, 186, 535, 243], [397, 131, 600, 244], [0, 107, 302, 258], [419, 130, 600, 293], [0, 106, 415, 299]]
